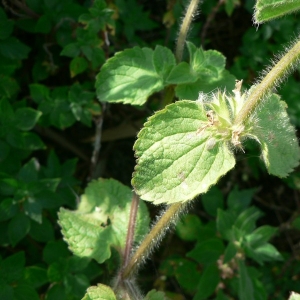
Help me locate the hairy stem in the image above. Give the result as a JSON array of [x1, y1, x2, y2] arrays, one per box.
[[234, 39, 300, 125], [123, 192, 140, 268], [122, 202, 187, 280], [175, 0, 202, 62]]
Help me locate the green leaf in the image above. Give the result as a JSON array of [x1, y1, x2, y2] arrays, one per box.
[[43, 240, 69, 264], [60, 43, 80, 58], [0, 37, 30, 60], [8, 213, 30, 246], [176, 214, 202, 241], [227, 186, 257, 213], [29, 84, 51, 103], [201, 186, 224, 217], [132, 100, 235, 204], [144, 289, 168, 300], [29, 218, 55, 242], [152, 45, 176, 81], [194, 264, 220, 300], [6, 131, 45, 150], [245, 225, 278, 248], [58, 178, 150, 263], [0, 198, 18, 221], [24, 266, 48, 288], [246, 243, 283, 264], [0, 74, 19, 98], [223, 241, 237, 263], [70, 57, 89, 77], [96, 47, 164, 105], [234, 207, 262, 235], [15, 108, 42, 131], [82, 284, 116, 300], [217, 209, 235, 240], [254, 0, 300, 24], [237, 261, 254, 300], [0, 282, 13, 300], [166, 62, 198, 84], [0, 252, 25, 284], [13, 284, 40, 300], [174, 42, 235, 100], [35, 14, 52, 33], [187, 238, 224, 264], [251, 94, 300, 177], [45, 283, 66, 300]]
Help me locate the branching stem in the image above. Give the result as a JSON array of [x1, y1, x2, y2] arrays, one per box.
[[234, 39, 300, 125], [122, 202, 187, 280], [175, 0, 202, 62]]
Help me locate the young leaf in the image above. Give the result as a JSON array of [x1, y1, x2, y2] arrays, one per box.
[[82, 284, 116, 300], [237, 261, 255, 300], [70, 57, 88, 77], [96, 46, 166, 105], [251, 94, 300, 177], [132, 100, 235, 204], [8, 213, 30, 246], [187, 238, 224, 264], [254, 0, 300, 24], [58, 178, 150, 263], [0, 252, 25, 284], [144, 290, 168, 300], [194, 264, 220, 300]]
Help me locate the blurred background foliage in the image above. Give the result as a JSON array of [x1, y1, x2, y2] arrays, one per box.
[[1, 0, 300, 299]]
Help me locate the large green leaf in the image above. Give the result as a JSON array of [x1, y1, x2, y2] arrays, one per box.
[[58, 178, 150, 263], [96, 46, 170, 105], [254, 0, 300, 24], [132, 100, 235, 204], [251, 94, 300, 177]]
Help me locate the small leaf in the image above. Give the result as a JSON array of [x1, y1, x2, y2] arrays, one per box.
[[8, 213, 30, 246], [15, 108, 42, 131], [24, 266, 48, 288], [144, 289, 169, 300], [166, 62, 198, 84], [252, 94, 300, 177], [152, 45, 176, 81], [82, 284, 116, 300], [29, 218, 55, 242], [132, 101, 235, 204], [0, 198, 18, 221], [201, 186, 224, 217], [70, 57, 89, 77], [194, 264, 220, 300], [0, 283, 13, 300], [96, 47, 164, 105], [58, 178, 150, 263], [238, 261, 254, 300], [187, 238, 224, 264], [13, 284, 40, 300], [176, 214, 202, 241], [0, 37, 30, 60], [254, 0, 300, 24], [223, 241, 237, 263], [245, 225, 278, 248], [0, 252, 25, 284]]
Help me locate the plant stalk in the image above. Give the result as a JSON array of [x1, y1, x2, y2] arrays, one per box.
[[122, 202, 186, 280], [175, 0, 202, 62], [234, 39, 300, 126]]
